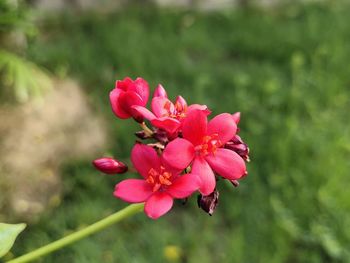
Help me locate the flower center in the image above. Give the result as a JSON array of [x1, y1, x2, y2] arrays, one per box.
[[146, 166, 173, 192], [195, 134, 222, 156], [163, 101, 187, 120]]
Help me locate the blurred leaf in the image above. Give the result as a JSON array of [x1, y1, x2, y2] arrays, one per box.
[[0, 49, 53, 102], [0, 223, 26, 258]]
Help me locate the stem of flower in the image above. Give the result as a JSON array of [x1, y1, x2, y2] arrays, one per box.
[[140, 122, 154, 137], [7, 203, 144, 263]]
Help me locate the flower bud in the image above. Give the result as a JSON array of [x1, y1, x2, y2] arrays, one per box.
[[225, 135, 250, 162], [153, 84, 168, 98], [93, 157, 128, 174], [197, 190, 219, 216]]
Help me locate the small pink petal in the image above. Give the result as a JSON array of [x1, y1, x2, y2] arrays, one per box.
[[232, 112, 241, 124], [151, 97, 174, 118], [192, 157, 216, 196], [114, 179, 152, 203], [167, 173, 200, 199], [144, 192, 174, 219], [205, 148, 246, 180], [151, 117, 181, 134], [207, 113, 237, 145], [153, 84, 168, 98], [131, 105, 156, 121], [131, 144, 161, 178], [182, 110, 208, 146], [187, 104, 211, 116], [109, 88, 130, 119], [162, 138, 195, 170], [128, 77, 150, 103]]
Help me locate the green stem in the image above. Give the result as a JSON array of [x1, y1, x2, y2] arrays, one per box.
[[140, 122, 154, 137], [7, 204, 144, 263]]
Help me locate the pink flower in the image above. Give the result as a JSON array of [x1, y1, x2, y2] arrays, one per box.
[[162, 110, 247, 196], [114, 143, 199, 219], [132, 85, 210, 133], [109, 77, 150, 120], [93, 157, 128, 174]]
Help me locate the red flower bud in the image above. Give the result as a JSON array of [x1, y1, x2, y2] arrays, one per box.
[[93, 157, 128, 174]]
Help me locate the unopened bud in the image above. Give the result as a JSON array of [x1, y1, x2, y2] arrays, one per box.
[[225, 135, 250, 162], [93, 157, 128, 174], [230, 180, 240, 187], [197, 190, 219, 216]]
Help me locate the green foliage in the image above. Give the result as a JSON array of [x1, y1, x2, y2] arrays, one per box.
[[0, 50, 53, 102], [0, 223, 26, 258], [0, 0, 50, 102], [8, 2, 350, 262]]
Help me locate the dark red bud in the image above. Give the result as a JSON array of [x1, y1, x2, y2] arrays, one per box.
[[225, 135, 250, 162], [197, 190, 219, 216], [230, 180, 240, 187], [152, 129, 169, 144], [93, 157, 128, 174]]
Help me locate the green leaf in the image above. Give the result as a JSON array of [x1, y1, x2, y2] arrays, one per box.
[[0, 223, 26, 258]]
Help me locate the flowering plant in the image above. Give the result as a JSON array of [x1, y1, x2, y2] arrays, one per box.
[[2, 77, 250, 262], [94, 77, 250, 219]]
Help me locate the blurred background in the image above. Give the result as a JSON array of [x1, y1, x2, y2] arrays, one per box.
[[1, 0, 350, 262]]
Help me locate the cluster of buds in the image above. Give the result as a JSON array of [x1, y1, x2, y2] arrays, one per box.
[[93, 77, 250, 219]]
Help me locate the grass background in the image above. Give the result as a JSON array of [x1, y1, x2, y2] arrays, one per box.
[[5, 2, 350, 262]]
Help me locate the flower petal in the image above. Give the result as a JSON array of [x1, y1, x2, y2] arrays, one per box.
[[174, 95, 187, 112], [153, 84, 168, 98], [151, 117, 181, 134], [205, 148, 246, 180], [151, 97, 174, 118], [131, 144, 161, 178], [114, 179, 152, 203], [187, 104, 211, 116], [131, 105, 156, 121], [192, 157, 216, 196], [232, 112, 241, 124], [109, 88, 130, 119], [144, 192, 173, 219], [128, 77, 149, 103], [115, 77, 133, 91], [182, 110, 207, 146], [162, 138, 195, 170], [207, 113, 237, 145], [167, 173, 200, 199], [119, 91, 144, 116]]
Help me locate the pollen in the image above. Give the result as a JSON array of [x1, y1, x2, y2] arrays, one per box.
[[198, 133, 222, 156], [146, 167, 173, 192]]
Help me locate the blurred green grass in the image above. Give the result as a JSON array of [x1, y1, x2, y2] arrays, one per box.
[[8, 2, 350, 262]]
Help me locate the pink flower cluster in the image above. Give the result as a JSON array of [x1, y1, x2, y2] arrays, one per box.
[[93, 77, 250, 219]]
